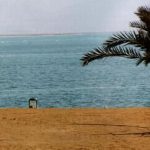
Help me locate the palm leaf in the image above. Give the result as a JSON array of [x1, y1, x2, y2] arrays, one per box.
[[142, 52, 150, 66], [136, 6, 150, 17], [103, 31, 149, 50], [81, 47, 142, 66], [135, 6, 150, 30], [130, 21, 148, 32], [81, 6, 150, 67]]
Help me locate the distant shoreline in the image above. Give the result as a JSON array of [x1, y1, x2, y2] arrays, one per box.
[[0, 31, 118, 37]]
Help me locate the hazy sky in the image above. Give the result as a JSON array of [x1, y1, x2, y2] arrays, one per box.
[[0, 0, 149, 34]]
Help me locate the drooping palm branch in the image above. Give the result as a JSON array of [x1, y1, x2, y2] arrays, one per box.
[[81, 46, 143, 66], [81, 6, 150, 66], [103, 31, 149, 49]]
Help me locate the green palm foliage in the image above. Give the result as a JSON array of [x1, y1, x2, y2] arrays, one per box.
[[81, 6, 150, 66]]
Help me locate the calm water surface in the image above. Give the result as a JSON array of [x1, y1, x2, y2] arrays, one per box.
[[0, 33, 149, 108]]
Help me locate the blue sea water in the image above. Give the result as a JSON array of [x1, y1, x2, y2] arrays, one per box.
[[0, 33, 150, 108]]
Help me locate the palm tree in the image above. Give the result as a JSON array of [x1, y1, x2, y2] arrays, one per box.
[[81, 6, 150, 66]]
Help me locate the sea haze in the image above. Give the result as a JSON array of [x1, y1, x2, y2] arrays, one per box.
[[0, 33, 149, 108]]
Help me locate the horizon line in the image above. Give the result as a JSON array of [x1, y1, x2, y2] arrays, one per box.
[[0, 31, 124, 37]]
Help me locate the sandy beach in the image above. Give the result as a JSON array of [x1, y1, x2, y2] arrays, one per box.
[[0, 108, 150, 150]]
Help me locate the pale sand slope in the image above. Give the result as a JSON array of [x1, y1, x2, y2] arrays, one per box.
[[0, 108, 150, 150]]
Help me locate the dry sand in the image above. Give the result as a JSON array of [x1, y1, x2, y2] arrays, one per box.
[[0, 108, 150, 150]]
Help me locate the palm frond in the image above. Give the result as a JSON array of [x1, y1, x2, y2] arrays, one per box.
[[136, 6, 150, 17], [103, 31, 147, 49], [135, 6, 150, 30], [130, 21, 148, 31], [81, 6, 150, 67], [142, 52, 150, 66], [81, 47, 142, 66]]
